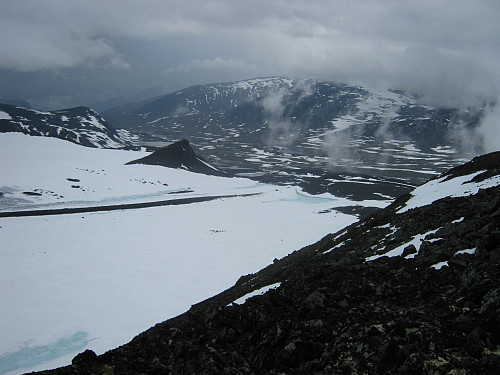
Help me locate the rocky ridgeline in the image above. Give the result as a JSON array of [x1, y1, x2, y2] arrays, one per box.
[[0, 103, 133, 149], [34, 152, 500, 374]]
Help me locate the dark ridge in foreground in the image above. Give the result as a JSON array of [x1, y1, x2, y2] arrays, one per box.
[[126, 139, 227, 176], [33, 152, 500, 375]]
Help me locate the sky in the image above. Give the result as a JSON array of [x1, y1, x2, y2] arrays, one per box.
[[0, 0, 499, 112]]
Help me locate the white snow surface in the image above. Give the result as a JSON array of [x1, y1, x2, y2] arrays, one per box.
[[0, 111, 12, 120], [230, 282, 282, 305], [455, 248, 477, 256], [325, 87, 412, 135], [431, 261, 449, 270], [430, 248, 477, 271], [365, 228, 440, 262], [229, 77, 294, 91], [397, 170, 500, 213], [0, 133, 359, 374]]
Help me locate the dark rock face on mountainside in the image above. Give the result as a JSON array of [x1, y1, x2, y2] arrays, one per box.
[[0, 103, 133, 148], [34, 152, 500, 375], [126, 139, 226, 176]]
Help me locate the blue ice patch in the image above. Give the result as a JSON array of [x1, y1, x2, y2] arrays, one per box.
[[0, 331, 88, 374]]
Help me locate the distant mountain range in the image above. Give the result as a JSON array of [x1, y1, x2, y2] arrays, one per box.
[[0, 103, 134, 149], [0, 77, 487, 204], [103, 77, 484, 185], [34, 150, 500, 375]]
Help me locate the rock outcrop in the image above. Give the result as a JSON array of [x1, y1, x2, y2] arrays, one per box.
[[126, 139, 226, 176]]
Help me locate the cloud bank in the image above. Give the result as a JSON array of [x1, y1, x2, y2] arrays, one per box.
[[0, 0, 499, 119]]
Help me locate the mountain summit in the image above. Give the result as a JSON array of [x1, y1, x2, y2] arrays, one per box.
[[126, 139, 225, 176], [35, 151, 500, 374]]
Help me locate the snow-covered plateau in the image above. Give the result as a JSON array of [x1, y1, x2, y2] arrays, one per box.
[[0, 133, 375, 374]]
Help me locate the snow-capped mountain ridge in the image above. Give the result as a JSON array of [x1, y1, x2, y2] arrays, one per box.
[[138, 77, 298, 120], [0, 103, 134, 149], [103, 77, 482, 191]]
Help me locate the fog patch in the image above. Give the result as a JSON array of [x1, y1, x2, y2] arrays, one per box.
[[389, 45, 495, 109], [261, 89, 295, 146], [261, 81, 314, 147], [322, 117, 397, 171], [445, 113, 485, 156], [173, 104, 190, 115], [322, 126, 363, 169], [477, 103, 500, 153]]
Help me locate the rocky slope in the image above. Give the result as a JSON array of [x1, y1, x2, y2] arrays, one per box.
[[32, 152, 500, 374], [0, 103, 134, 149], [126, 139, 225, 176]]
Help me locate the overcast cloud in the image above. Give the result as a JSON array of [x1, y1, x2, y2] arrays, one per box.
[[0, 0, 499, 112]]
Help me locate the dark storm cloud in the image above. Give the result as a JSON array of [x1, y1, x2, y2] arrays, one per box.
[[1, 0, 499, 115]]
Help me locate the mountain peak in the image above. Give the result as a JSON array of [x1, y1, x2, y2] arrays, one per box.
[[168, 138, 192, 151], [126, 139, 225, 176]]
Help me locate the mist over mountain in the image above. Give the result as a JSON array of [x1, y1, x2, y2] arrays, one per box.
[[101, 77, 487, 205], [104, 77, 485, 154]]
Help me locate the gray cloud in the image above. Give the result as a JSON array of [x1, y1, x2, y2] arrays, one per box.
[[164, 57, 258, 77], [0, 0, 499, 118], [261, 89, 297, 146], [478, 105, 500, 153]]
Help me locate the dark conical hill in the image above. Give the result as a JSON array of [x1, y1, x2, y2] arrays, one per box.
[[126, 139, 226, 176]]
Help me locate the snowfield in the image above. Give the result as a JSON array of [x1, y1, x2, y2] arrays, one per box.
[[229, 282, 283, 306], [0, 133, 366, 374], [397, 170, 500, 213]]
